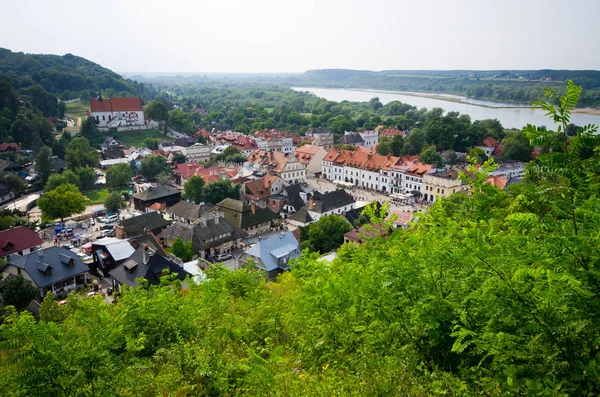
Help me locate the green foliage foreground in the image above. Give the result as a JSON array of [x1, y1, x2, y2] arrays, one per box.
[[1, 83, 600, 395]]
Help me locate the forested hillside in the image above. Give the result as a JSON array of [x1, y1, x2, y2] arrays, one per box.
[[298, 69, 600, 107], [0, 83, 599, 395], [0, 48, 144, 100]]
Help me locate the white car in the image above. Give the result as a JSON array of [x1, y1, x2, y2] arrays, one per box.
[[215, 253, 232, 262]]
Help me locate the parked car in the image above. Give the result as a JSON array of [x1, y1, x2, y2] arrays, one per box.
[[106, 214, 119, 224], [100, 224, 114, 231], [100, 229, 115, 238], [215, 253, 232, 262], [97, 217, 108, 223], [89, 218, 95, 226]]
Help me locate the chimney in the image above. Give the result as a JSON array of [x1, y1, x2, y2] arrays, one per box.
[[251, 200, 256, 215], [38, 249, 43, 257], [142, 244, 149, 265], [308, 197, 314, 210]]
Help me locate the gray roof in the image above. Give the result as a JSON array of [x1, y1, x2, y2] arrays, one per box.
[[245, 232, 300, 272], [168, 201, 214, 222], [133, 185, 181, 202], [103, 240, 136, 261], [337, 133, 364, 145], [192, 216, 248, 252], [308, 127, 332, 135], [289, 208, 313, 224], [108, 247, 190, 287], [310, 189, 355, 214], [158, 222, 195, 242], [120, 212, 171, 236], [9, 247, 88, 289]]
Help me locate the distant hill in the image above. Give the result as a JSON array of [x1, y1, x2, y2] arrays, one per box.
[[0, 48, 142, 101], [299, 69, 600, 107]]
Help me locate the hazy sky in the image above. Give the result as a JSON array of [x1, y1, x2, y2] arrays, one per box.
[[1, 0, 599, 73]]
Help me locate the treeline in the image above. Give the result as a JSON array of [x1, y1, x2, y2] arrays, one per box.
[[299, 69, 600, 107], [0, 48, 154, 101]]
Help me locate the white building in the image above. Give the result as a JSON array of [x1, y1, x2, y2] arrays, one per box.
[[90, 97, 145, 128], [358, 130, 379, 147], [186, 143, 215, 163]]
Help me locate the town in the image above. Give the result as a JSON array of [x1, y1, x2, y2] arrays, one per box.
[[0, 91, 530, 306]]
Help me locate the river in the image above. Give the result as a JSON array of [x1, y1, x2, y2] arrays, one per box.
[[292, 87, 600, 130]]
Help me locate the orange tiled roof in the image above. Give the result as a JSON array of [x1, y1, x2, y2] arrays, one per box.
[[485, 175, 509, 190], [323, 150, 340, 162], [345, 151, 369, 168]]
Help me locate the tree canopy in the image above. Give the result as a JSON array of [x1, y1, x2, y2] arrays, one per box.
[[201, 179, 240, 204], [65, 137, 98, 170], [182, 175, 205, 204], [37, 183, 86, 222], [140, 154, 170, 181]]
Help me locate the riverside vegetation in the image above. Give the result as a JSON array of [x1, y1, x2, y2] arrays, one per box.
[[0, 82, 599, 395]]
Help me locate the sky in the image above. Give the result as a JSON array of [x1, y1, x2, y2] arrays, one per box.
[[1, 0, 599, 73]]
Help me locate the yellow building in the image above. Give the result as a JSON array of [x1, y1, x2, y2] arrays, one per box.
[[423, 168, 466, 203]]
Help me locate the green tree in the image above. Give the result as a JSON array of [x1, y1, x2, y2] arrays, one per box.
[[172, 152, 186, 164], [502, 130, 532, 162], [201, 179, 240, 204], [376, 138, 393, 155], [139, 154, 170, 181], [144, 100, 169, 122], [419, 146, 444, 168], [39, 292, 67, 323], [157, 172, 172, 186], [301, 214, 352, 253], [105, 191, 125, 213], [57, 101, 67, 119], [35, 146, 54, 184], [468, 147, 488, 164], [182, 175, 205, 204], [2, 173, 26, 196], [45, 170, 79, 191], [75, 166, 96, 191], [37, 183, 86, 222], [144, 138, 158, 150], [171, 238, 194, 261], [105, 163, 132, 187], [2, 275, 39, 310], [79, 116, 102, 146], [403, 128, 425, 155], [65, 137, 98, 170]]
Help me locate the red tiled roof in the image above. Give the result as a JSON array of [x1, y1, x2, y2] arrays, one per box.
[[380, 127, 406, 138], [344, 223, 387, 243], [0, 143, 21, 153], [173, 162, 203, 180], [0, 226, 42, 256], [90, 97, 143, 112], [323, 150, 340, 162], [294, 144, 320, 164]]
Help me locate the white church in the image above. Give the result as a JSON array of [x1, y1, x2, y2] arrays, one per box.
[[89, 96, 145, 128]]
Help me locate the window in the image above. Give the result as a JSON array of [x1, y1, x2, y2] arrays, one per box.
[[442, 189, 445, 194], [102, 115, 105, 121]]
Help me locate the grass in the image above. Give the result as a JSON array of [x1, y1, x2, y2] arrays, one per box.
[[108, 129, 172, 148], [264, 107, 274, 113], [65, 100, 90, 119], [84, 189, 109, 205]]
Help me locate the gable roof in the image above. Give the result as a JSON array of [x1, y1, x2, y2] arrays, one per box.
[[90, 97, 143, 113], [337, 132, 364, 145], [323, 150, 340, 162], [173, 162, 203, 180], [108, 247, 190, 287], [246, 231, 300, 272], [168, 201, 215, 221], [133, 185, 181, 202], [244, 175, 282, 200], [0, 226, 42, 257], [310, 189, 355, 214], [289, 208, 313, 224], [120, 212, 171, 236], [158, 222, 195, 242], [216, 198, 279, 229], [307, 127, 332, 135], [9, 247, 88, 289], [128, 233, 167, 256], [0, 143, 21, 153], [294, 145, 320, 164], [94, 240, 136, 261], [485, 175, 509, 190], [191, 215, 248, 252]]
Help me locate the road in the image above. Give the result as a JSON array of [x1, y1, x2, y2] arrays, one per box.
[[2, 192, 41, 212]]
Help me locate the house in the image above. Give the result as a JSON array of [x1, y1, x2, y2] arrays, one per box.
[[173, 162, 204, 185], [255, 136, 295, 154], [308, 127, 334, 149], [53, 157, 67, 173], [216, 198, 279, 236], [487, 162, 525, 179], [392, 159, 433, 195], [300, 190, 356, 223], [485, 175, 510, 190], [243, 175, 289, 209], [173, 137, 196, 148], [215, 132, 258, 156], [108, 245, 191, 287], [337, 132, 364, 146], [280, 183, 307, 214], [132, 185, 181, 211], [89, 96, 145, 128], [380, 127, 406, 139], [358, 130, 379, 147], [90, 238, 136, 275], [128, 233, 167, 256], [101, 137, 122, 151], [0, 226, 43, 259], [386, 209, 415, 229], [185, 143, 214, 162], [116, 211, 171, 238], [0, 159, 23, 173], [288, 208, 314, 227], [146, 202, 166, 213], [101, 147, 125, 160], [344, 223, 388, 244], [294, 145, 328, 177], [168, 201, 215, 225], [239, 231, 300, 280], [2, 247, 89, 298], [0, 143, 21, 153], [246, 151, 306, 183], [159, 211, 247, 259], [423, 168, 465, 203], [475, 137, 503, 158], [0, 181, 15, 204]]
